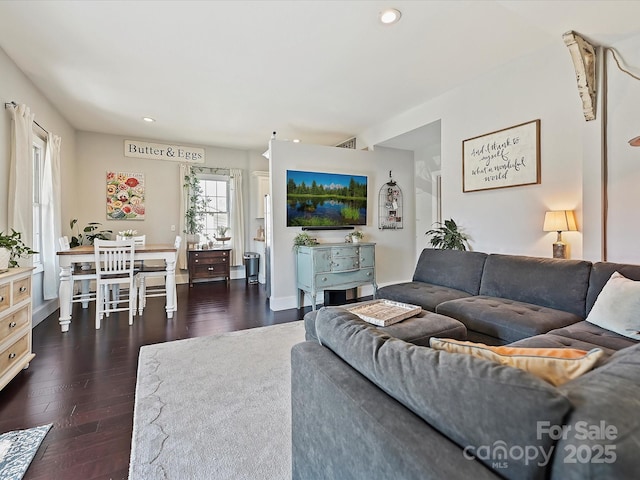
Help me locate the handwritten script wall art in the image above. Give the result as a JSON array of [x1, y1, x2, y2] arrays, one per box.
[[462, 119, 540, 192]]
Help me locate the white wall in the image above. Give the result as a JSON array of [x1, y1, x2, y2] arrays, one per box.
[[73, 132, 259, 281], [360, 33, 640, 266], [360, 41, 588, 261], [268, 140, 414, 311], [0, 46, 77, 325]]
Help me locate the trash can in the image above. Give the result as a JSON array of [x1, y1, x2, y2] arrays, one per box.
[[243, 252, 260, 284]]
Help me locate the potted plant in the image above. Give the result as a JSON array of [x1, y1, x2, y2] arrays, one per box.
[[345, 230, 364, 244], [215, 226, 230, 241], [425, 218, 470, 251], [69, 219, 112, 247], [183, 169, 210, 245], [0, 229, 37, 269], [293, 232, 318, 251]]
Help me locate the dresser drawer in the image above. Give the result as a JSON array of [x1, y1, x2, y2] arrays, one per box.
[[330, 256, 360, 272], [190, 250, 229, 261], [13, 277, 31, 304], [0, 333, 29, 377], [1, 304, 30, 337], [0, 284, 9, 313], [315, 268, 374, 288], [192, 263, 228, 277]]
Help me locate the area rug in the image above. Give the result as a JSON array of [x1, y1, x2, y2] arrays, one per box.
[[0, 423, 52, 480], [129, 321, 305, 480]]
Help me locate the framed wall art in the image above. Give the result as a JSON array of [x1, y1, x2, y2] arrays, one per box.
[[462, 119, 540, 193], [106, 171, 145, 220]]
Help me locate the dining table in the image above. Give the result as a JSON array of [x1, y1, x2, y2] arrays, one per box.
[[56, 243, 177, 332]]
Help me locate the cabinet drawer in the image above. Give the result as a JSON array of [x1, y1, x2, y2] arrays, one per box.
[[190, 251, 229, 260], [0, 333, 29, 376], [0, 284, 9, 313], [315, 268, 374, 288], [191, 256, 228, 267], [193, 264, 228, 277], [359, 245, 375, 268], [13, 277, 31, 304], [330, 246, 359, 258], [1, 305, 30, 337], [330, 256, 360, 272]]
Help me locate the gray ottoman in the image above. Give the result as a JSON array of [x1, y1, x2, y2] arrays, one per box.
[[304, 306, 467, 347]]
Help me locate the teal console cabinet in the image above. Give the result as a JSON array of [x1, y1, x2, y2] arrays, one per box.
[[295, 242, 377, 310]]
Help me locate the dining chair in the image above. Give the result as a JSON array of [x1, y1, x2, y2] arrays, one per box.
[[94, 239, 137, 329], [135, 235, 181, 315], [58, 236, 98, 309]]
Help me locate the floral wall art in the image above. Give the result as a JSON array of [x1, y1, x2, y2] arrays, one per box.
[[106, 171, 146, 220]]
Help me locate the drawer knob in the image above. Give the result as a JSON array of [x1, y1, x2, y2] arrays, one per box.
[[9, 321, 17, 328], [8, 352, 17, 360], [366, 272, 371, 276], [195, 259, 199, 263], [19, 286, 27, 293], [0, 296, 3, 302], [208, 267, 214, 271]]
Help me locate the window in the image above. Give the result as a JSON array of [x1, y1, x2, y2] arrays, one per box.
[[198, 174, 230, 241], [32, 134, 45, 268]]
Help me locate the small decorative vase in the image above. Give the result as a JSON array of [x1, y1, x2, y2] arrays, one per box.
[[352, 237, 360, 244]]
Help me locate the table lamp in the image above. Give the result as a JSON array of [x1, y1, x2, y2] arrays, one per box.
[[543, 210, 577, 259]]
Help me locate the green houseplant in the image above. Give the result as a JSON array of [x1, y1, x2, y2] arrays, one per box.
[[69, 219, 112, 247], [293, 232, 318, 251], [425, 218, 470, 251], [0, 229, 37, 268], [345, 230, 364, 243], [183, 169, 210, 243]]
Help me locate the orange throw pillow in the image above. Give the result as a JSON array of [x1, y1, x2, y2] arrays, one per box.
[[429, 338, 604, 386]]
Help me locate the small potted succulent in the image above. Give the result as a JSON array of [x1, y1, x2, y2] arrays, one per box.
[[345, 230, 364, 244], [0, 229, 37, 269]]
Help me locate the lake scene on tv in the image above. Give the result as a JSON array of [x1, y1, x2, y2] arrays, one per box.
[[286, 170, 367, 227]]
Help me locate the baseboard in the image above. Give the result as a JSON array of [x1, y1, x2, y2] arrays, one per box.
[[32, 299, 60, 328]]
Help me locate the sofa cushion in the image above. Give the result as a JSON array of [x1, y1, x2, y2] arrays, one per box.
[[479, 254, 592, 318], [377, 281, 473, 312], [551, 343, 640, 479], [586, 261, 640, 314], [306, 306, 467, 347], [584, 271, 640, 340], [314, 308, 572, 480], [429, 338, 604, 386], [508, 333, 618, 358], [412, 248, 487, 295], [436, 296, 583, 344], [547, 321, 639, 352]]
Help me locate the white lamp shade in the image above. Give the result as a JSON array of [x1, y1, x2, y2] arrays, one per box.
[[543, 210, 578, 232]]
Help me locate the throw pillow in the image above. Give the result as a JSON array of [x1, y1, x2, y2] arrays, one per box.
[[429, 338, 604, 386], [585, 271, 640, 340]]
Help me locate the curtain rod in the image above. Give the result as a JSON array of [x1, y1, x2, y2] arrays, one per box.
[[4, 100, 49, 135]]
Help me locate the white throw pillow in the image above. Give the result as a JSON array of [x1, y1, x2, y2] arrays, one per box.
[[586, 271, 640, 340]]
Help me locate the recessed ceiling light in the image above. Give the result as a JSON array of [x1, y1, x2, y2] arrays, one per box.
[[142, 117, 155, 123], [293, 139, 300, 143], [379, 8, 401, 25]]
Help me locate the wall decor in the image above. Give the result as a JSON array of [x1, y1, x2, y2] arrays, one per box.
[[378, 171, 403, 230], [286, 170, 367, 227], [462, 119, 540, 192], [106, 171, 145, 220], [124, 139, 205, 163]]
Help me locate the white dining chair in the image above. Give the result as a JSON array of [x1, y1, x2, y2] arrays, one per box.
[[94, 239, 137, 329], [135, 236, 181, 315], [58, 236, 98, 309]]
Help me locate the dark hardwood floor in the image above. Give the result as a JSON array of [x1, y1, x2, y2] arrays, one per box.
[[0, 280, 308, 480]]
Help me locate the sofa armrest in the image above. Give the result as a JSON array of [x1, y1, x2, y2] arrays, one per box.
[[292, 341, 502, 480]]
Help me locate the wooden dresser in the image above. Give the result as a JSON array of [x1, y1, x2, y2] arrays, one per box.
[[188, 248, 232, 286], [295, 242, 377, 310], [0, 267, 35, 391]]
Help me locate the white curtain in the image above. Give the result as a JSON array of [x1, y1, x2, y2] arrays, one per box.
[[178, 164, 190, 270], [8, 104, 34, 254], [42, 133, 62, 299], [229, 169, 245, 266]]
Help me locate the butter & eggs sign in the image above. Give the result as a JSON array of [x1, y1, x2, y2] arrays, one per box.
[[124, 140, 205, 163]]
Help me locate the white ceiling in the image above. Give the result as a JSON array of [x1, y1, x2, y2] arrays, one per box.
[[1, 1, 639, 152]]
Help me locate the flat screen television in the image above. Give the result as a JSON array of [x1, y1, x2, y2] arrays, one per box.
[[286, 170, 367, 228]]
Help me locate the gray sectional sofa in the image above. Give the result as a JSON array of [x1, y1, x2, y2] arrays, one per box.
[[292, 250, 640, 479]]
